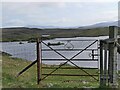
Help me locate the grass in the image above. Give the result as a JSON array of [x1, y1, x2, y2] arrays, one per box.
[[2, 53, 120, 89], [2, 55, 42, 88], [2, 53, 100, 88]]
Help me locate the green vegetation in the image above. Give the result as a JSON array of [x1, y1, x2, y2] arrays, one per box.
[[1, 26, 120, 88], [1, 27, 120, 42], [2, 53, 101, 88], [2, 53, 120, 88], [2, 53, 40, 88]]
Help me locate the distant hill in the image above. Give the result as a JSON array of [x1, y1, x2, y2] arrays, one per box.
[[1, 20, 120, 42], [78, 21, 119, 29], [27, 25, 58, 29], [2, 20, 119, 29], [27, 25, 80, 29], [27, 21, 119, 29]]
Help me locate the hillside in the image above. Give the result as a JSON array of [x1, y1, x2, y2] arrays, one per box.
[[2, 27, 120, 42]]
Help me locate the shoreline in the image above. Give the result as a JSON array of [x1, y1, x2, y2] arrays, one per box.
[[1, 35, 109, 42]]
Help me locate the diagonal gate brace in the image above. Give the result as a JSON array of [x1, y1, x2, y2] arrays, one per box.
[[16, 60, 37, 77], [41, 40, 98, 81]]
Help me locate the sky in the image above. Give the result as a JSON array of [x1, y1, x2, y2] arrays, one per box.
[[1, 0, 119, 28]]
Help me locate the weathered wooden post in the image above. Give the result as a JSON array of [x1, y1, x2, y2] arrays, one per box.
[[100, 40, 104, 86], [36, 38, 42, 84], [108, 26, 118, 87]]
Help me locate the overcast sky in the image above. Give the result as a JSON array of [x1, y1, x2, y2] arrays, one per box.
[[1, 0, 119, 27]]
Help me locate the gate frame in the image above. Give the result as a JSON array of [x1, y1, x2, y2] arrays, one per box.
[[40, 39, 99, 82]]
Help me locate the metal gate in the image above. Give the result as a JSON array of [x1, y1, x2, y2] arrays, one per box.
[[39, 38, 99, 84], [17, 38, 100, 84]]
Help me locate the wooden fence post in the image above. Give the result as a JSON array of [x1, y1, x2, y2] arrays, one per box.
[[108, 26, 118, 87], [100, 40, 104, 86], [36, 38, 42, 84]]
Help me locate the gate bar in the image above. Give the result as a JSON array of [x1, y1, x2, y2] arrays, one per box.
[[42, 67, 98, 69], [42, 59, 98, 61], [42, 49, 98, 51], [57, 39, 98, 41], [42, 74, 98, 76]]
